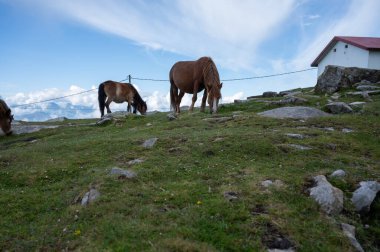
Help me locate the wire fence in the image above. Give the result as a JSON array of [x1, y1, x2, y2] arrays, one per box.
[[10, 68, 316, 109]]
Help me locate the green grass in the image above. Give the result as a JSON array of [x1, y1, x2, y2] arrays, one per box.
[[0, 91, 379, 251]]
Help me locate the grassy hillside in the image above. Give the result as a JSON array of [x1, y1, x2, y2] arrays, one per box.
[[1, 90, 379, 251]]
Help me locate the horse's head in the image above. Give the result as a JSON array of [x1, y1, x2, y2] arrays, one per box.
[[207, 82, 223, 114], [1, 109, 13, 136], [137, 101, 147, 115]]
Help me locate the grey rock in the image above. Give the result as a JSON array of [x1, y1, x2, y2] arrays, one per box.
[[45, 117, 68, 122], [315, 65, 380, 94], [81, 188, 100, 206], [96, 117, 112, 125], [352, 181, 380, 213], [224, 191, 239, 201], [110, 167, 137, 178], [288, 144, 312, 150], [342, 128, 354, 133], [258, 106, 331, 119], [324, 102, 353, 114], [356, 85, 380, 91], [127, 159, 144, 165], [261, 180, 284, 188], [349, 102, 366, 108], [309, 175, 343, 215], [347, 90, 380, 97], [7, 125, 59, 135], [272, 96, 308, 105], [263, 91, 278, 97], [330, 169, 346, 178], [142, 137, 158, 148], [285, 133, 304, 139], [268, 249, 295, 252], [341, 223, 364, 252], [234, 99, 248, 104], [167, 113, 177, 121]]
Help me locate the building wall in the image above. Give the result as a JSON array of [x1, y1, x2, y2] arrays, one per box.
[[317, 41, 369, 76], [368, 51, 380, 69]]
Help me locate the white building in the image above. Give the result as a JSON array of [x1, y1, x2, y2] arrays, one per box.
[[311, 36, 380, 76]]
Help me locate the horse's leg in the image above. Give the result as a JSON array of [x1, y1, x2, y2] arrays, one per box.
[[171, 84, 180, 114], [127, 102, 131, 113], [105, 98, 112, 114], [189, 81, 199, 112], [178, 91, 185, 113], [200, 89, 207, 112]]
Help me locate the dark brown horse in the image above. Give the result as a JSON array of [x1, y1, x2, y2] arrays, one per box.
[[0, 99, 13, 136], [169, 56, 222, 114], [98, 80, 147, 117]]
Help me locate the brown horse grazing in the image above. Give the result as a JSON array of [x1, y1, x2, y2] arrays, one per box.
[[0, 99, 14, 136], [169, 56, 223, 114], [98, 80, 147, 117]]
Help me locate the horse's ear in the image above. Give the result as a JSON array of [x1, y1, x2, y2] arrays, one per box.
[[6, 109, 11, 116], [219, 82, 223, 88]]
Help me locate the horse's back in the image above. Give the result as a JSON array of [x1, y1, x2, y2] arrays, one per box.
[[170, 60, 205, 93]]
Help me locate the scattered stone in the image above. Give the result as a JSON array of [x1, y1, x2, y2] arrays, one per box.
[[167, 113, 177, 121], [309, 175, 343, 215], [213, 137, 224, 142], [258, 106, 331, 119], [329, 169, 346, 178], [272, 96, 308, 105], [324, 102, 353, 114], [330, 93, 340, 100], [351, 181, 380, 214], [287, 144, 312, 150], [347, 90, 380, 97], [342, 128, 354, 133], [341, 223, 364, 252], [146, 123, 152, 127], [223, 191, 239, 202], [110, 167, 137, 178], [263, 91, 278, 97], [261, 180, 274, 188], [4, 124, 59, 135], [325, 143, 337, 151], [45, 117, 68, 122], [96, 117, 112, 125], [323, 127, 335, 132], [349, 102, 366, 110], [268, 249, 295, 252], [234, 99, 248, 104], [263, 223, 295, 251], [127, 159, 144, 165], [261, 180, 284, 188], [356, 85, 380, 91], [285, 133, 304, 139], [81, 188, 100, 206], [142, 138, 158, 148]]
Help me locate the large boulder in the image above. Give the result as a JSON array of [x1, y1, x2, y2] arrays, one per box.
[[309, 175, 343, 215], [324, 102, 353, 114], [351, 181, 380, 214], [315, 65, 380, 94], [258, 106, 331, 119]]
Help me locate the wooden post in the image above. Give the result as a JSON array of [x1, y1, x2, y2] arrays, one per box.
[[128, 74, 131, 84]]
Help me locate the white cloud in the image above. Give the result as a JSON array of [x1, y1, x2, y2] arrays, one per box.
[[13, 0, 296, 70]]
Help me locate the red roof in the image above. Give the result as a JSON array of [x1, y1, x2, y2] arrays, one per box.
[[311, 36, 380, 67]]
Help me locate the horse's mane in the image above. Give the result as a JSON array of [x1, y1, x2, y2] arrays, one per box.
[[200, 57, 222, 99], [0, 99, 10, 116], [128, 84, 145, 106]]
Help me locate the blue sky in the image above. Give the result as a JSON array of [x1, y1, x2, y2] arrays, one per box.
[[0, 0, 379, 121]]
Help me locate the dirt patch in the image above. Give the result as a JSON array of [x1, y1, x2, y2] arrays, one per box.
[[262, 222, 295, 250], [250, 204, 268, 216]]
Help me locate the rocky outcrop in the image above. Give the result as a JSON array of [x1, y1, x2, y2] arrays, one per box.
[[315, 65, 380, 94]]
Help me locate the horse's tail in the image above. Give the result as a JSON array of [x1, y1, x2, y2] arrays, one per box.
[[98, 82, 107, 117], [169, 69, 176, 112]]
